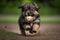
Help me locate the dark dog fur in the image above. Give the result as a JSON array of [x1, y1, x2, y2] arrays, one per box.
[[18, 3, 40, 35]]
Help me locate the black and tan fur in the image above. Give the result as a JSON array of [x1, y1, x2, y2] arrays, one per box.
[[18, 3, 40, 35]]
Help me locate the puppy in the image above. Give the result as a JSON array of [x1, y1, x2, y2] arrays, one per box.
[[18, 3, 40, 35]]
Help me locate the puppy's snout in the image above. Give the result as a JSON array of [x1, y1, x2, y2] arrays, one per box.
[[27, 17, 30, 19], [27, 16, 32, 20], [25, 16, 33, 22]]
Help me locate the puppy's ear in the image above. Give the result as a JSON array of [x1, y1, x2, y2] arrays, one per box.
[[18, 3, 26, 8], [33, 2, 40, 10]]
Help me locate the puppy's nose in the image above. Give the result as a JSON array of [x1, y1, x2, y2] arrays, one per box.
[[27, 17, 29, 19]]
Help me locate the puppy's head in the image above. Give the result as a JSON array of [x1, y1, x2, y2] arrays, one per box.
[[19, 3, 40, 22]]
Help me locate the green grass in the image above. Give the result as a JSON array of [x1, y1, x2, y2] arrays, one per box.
[[0, 15, 60, 23], [41, 16, 60, 23], [0, 15, 19, 23]]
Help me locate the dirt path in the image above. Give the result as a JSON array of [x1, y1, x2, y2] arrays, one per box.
[[0, 23, 60, 40]]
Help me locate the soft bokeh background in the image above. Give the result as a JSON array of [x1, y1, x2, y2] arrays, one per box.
[[0, 0, 60, 38]]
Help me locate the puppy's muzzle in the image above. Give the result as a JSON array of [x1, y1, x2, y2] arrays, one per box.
[[25, 16, 35, 22]]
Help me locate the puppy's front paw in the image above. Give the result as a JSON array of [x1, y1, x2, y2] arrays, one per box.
[[30, 24, 40, 34], [23, 24, 31, 31]]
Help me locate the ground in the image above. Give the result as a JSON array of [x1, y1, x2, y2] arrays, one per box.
[[0, 23, 60, 40]]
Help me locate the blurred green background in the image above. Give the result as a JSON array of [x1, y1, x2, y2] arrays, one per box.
[[0, 0, 60, 23]]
